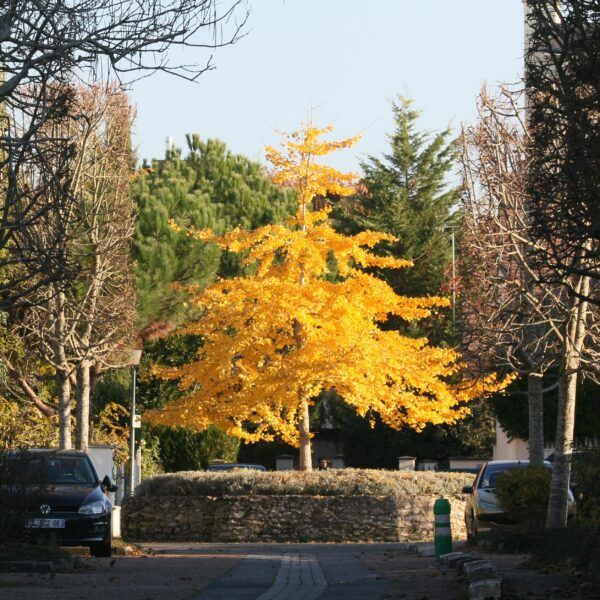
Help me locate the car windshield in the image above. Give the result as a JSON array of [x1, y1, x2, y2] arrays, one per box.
[[208, 464, 266, 471], [479, 463, 545, 489], [7, 455, 97, 485]]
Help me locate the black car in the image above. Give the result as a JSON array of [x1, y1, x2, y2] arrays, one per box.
[[5, 449, 117, 556]]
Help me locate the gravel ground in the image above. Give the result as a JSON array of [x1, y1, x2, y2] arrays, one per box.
[[359, 549, 463, 599], [359, 543, 590, 600]]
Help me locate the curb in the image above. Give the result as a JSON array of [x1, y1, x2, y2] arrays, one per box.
[[0, 557, 74, 573], [439, 552, 503, 599], [406, 543, 436, 557]]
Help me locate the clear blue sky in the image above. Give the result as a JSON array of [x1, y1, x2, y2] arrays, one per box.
[[131, 0, 525, 172]]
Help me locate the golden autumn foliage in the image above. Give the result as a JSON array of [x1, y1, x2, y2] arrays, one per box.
[[147, 124, 508, 448]]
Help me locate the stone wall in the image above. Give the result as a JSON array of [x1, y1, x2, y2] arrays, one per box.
[[123, 494, 466, 543]]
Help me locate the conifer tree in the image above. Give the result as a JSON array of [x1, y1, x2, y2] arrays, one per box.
[[147, 123, 508, 471], [335, 97, 457, 300], [132, 135, 296, 328]]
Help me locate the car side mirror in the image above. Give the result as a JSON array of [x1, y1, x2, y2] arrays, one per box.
[[462, 485, 473, 494], [101, 475, 118, 493]]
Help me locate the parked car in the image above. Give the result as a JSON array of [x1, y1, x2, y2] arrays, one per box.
[[5, 449, 117, 556], [462, 459, 576, 541], [207, 463, 267, 472]]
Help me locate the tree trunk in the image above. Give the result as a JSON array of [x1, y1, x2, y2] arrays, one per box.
[[545, 367, 577, 529], [528, 372, 545, 465], [293, 301, 312, 470], [546, 277, 589, 529], [54, 290, 72, 449], [298, 396, 312, 471], [89, 362, 102, 406], [57, 368, 72, 449], [75, 360, 90, 451]]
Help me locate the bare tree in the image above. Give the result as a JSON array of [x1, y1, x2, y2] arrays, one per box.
[[459, 87, 561, 466], [68, 84, 136, 451], [525, 0, 600, 305], [460, 85, 600, 528], [525, 0, 600, 527], [0, 0, 247, 308], [19, 84, 136, 450], [0, 81, 79, 307]]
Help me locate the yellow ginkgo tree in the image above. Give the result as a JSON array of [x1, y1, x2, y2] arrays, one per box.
[[147, 124, 507, 470]]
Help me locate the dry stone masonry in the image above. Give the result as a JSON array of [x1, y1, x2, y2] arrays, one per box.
[[123, 494, 466, 543]]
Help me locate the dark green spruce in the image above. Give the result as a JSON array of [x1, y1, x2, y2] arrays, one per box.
[[334, 97, 458, 303]]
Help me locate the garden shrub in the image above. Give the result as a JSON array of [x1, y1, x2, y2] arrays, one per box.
[[135, 468, 473, 498], [0, 397, 58, 449], [572, 450, 600, 524], [145, 424, 240, 472], [495, 465, 551, 527]]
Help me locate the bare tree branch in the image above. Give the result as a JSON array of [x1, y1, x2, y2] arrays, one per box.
[[0, 0, 248, 308]]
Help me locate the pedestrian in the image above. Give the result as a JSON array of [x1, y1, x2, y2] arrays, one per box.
[[318, 457, 329, 471]]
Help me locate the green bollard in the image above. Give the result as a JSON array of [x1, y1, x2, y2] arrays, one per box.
[[433, 498, 452, 559]]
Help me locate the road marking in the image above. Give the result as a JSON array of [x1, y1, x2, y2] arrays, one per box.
[[257, 553, 327, 600]]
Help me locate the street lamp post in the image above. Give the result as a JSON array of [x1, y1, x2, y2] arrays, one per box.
[[129, 349, 142, 496], [438, 225, 457, 334], [451, 228, 456, 334]]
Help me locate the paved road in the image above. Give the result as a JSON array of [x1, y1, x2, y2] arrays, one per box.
[[0, 542, 577, 599], [144, 543, 427, 599]]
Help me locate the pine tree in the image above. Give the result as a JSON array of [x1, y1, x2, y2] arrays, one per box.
[[335, 97, 457, 300], [132, 135, 296, 328]]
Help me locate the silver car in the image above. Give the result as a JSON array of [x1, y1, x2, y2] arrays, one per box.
[[207, 463, 267, 472], [462, 460, 576, 541]]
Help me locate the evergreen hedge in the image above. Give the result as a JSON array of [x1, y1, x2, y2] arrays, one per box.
[[135, 469, 473, 499]]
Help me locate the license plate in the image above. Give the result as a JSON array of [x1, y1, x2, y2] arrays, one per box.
[[25, 518, 66, 529]]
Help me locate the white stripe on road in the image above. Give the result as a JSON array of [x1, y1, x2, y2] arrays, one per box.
[[257, 553, 327, 600]]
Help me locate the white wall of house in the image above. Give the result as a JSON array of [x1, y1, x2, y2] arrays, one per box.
[[87, 445, 114, 481], [493, 420, 530, 460]]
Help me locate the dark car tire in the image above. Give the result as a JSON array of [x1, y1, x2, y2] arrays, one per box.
[[466, 512, 477, 544], [90, 540, 112, 557]]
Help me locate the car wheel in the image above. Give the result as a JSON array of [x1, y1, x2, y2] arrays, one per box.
[[466, 512, 477, 544], [90, 540, 112, 557]]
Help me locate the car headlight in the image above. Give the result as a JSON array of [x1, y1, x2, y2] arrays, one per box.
[[477, 498, 500, 511], [78, 500, 109, 515]]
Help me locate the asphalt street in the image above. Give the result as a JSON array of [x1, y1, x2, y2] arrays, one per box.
[[145, 542, 448, 600], [0, 541, 577, 599]]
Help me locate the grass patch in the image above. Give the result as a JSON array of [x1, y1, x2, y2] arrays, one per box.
[[134, 468, 473, 498]]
